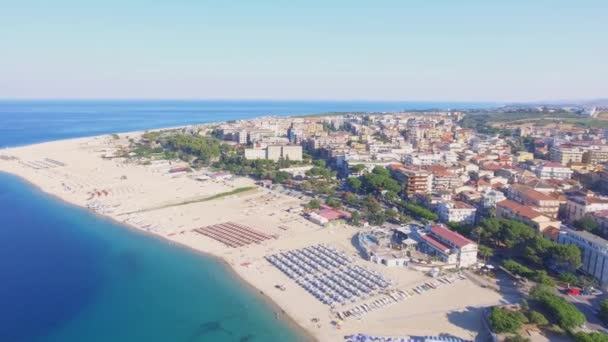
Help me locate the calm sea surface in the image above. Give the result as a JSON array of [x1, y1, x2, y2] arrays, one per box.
[[0, 100, 496, 342]]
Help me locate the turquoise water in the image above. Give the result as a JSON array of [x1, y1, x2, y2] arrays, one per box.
[[0, 173, 307, 342]]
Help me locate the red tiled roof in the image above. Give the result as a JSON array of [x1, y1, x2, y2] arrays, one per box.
[[421, 234, 451, 253], [497, 199, 544, 219], [429, 224, 475, 248], [388, 164, 406, 170], [317, 209, 344, 220]]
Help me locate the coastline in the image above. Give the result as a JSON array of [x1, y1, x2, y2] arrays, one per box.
[[0, 130, 507, 342], [0, 169, 317, 342]]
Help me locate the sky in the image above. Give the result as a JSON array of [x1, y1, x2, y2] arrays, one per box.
[[1, 0, 606, 102]]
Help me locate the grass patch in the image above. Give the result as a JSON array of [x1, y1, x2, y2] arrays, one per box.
[[119, 186, 257, 215], [199, 186, 257, 202]]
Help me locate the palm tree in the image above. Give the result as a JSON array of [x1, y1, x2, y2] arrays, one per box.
[[478, 245, 494, 263]]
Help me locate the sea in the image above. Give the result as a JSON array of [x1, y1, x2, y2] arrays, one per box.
[[0, 100, 497, 342]]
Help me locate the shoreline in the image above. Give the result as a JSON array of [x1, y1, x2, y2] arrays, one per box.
[[0, 130, 508, 341], [0, 169, 317, 342]]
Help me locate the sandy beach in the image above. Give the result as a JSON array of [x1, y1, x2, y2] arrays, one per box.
[[0, 131, 509, 342]]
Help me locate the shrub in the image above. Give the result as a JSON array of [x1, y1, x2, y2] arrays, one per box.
[[489, 307, 523, 333], [534, 290, 585, 329], [574, 332, 608, 342], [528, 311, 549, 326], [504, 335, 531, 342]]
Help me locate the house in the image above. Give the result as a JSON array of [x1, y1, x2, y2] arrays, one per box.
[[417, 224, 478, 268], [496, 199, 561, 232], [437, 200, 477, 224]]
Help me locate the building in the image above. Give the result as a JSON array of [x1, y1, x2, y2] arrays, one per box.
[[508, 184, 562, 218], [534, 162, 573, 180], [481, 189, 506, 209], [418, 224, 478, 268], [557, 228, 608, 290], [308, 205, 352, 227], [244, 145, 303, 162], [496, 199, 561, 232], [437, 201, 477, 224], [565, 195, 608, 222], [515, 151, 534, 163], [583, 146, 608, 165], [390, 165, 433, 197], [550, 146, 584, 165], [404, 153, 443, 166], [591, 210, 608, 237]]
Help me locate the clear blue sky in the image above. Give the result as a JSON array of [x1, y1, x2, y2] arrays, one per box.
[[1, 0, 606, 102]]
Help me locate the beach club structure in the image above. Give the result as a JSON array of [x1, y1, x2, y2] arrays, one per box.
[[357, 229, 410, 267], [416, 225, 478, 268], [193, 222, 274, 248], [308, 204, 352, 227], [266, 244, 391, 307], [345, 334, 472, 342]]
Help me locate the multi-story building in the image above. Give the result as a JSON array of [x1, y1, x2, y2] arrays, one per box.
[[244, 145, 303, 162], [417, 224, 478, 268], [583, 146, 608, 165], [404, 153, 443, 166], [550, 146, 584, 165], [496, 199, 561, 232], [534, 162, 573, 180], [557, 228, 608, 290], [437, 201, 477, 224], [508, 184, 562, 218], [565, 195, 608, 222], [515, 151, 534, 163], [481, 189, 506, 209], [591, 210, 608, 237], [427, 165, 464, 192], [390, 165, 433, 197]]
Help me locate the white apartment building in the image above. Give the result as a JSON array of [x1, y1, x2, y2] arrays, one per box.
[[534, 162, 573, 180], [557, 228, 608, 290], [437, 201, 477, 224]]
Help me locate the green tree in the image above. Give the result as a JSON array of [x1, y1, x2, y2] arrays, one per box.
[[350, 211, 361, 226], [350, 164, 366, 174], [550, 244, 582, 270], [558, 273, 578, 286], [273, 171, 291, 184], [478, 245, 494, 263], [574, 332, 608, 342], [489, 307, 523, 333], [325, 197, 342, 209], [313, 159, 326, 168], [347, 177, 362, 192], [533, 289, 585, 329], [371, 166, 390, 177], [528, 311, 549, 326], [504, 335, 531, 342], [573, 216, 600, 233], [306, 199, 321, 209]]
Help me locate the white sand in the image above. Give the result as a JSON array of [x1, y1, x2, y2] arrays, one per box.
[[0, 132, 508, 341]]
